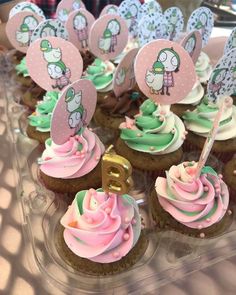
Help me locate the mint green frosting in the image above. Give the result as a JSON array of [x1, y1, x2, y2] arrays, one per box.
[[82, 58, 114, 91], [28, 91, 59, 132], [15, 57, 29, 77], [120, 99, 185, 154]]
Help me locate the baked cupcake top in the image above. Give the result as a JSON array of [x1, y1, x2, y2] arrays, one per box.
[[195, 51, 212, 83], [183, 96, 236, 141], [39, 128, 105, 179], [99, 90, 145, 118], [155, 161, 229, 229], [83, 58, 115, 92], [119, 99, 186, 155], [28, 91, 59, 133], [176, 79, 204, 106], [60, 188, 141, 263], [15, 57, 29, 77]]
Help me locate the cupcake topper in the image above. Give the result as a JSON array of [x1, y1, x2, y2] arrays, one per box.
[[56, 0, 85, 23], [180, 31, 202, 64], [6, 11, 44, 53], [187, 7, 214, 48], [88, 14, 129, 62], [30, 19, 69, 43], [118, 0, 141, 39], [224, 27, 236, 55], [9, 1, 45, 20], [137, 12, 165, 47], [51, 79, 97, 144], [207, 48, 236, 103], [65, 8, 95, 52], [102, 145, 133, 194], [139, 1, 162, 20], [134, 40, 196, 105], [26, 36, 83, 91], [100, 5, 119, 17], [164, 7, 184, 42], [113, 48, 139, 97]]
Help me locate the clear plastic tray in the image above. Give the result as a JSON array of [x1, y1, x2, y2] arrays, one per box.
[[2, 51, 236, 294]]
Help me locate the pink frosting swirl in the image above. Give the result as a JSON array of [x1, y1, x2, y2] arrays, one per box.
[[40, 128, 105, 178], [155, 162, 229, 229], [60, 189, 141, 263]]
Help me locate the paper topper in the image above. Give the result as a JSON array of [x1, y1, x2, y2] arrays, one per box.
[[31, 19, 69, 43], [187, 7, 214, 47], [6, 11, 43, 53], [194, 99, 224, 179], [138, 12, 164, 47], [56, 0, 85, 23], [134, 40, 196, 105], [113, 48, 139, 97], [100, 5, 119, 17], [118, 0, 141, 38], [65, 8, 95, 52], [207, 48, 236, 103], [88, 14, 128, 61], [51, 79, 96, 144], [9, 1, 45, 20], [224, 27, 236, 55], [180, 31, 202, 64], [139, 1, 162, 20], [26, 36, 83, 91], [164, 7, 184, 42]]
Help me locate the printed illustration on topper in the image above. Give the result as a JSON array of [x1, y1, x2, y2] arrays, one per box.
[[65, 87, 87, 130], [40, 39, 71, 90], [145, 47, 180, 96], [209, 68, 228, 100], [16, 15, 38, 46], [99, 19, 121, 54], [123, 3, 139, 37], [107, 5, 118, 14], [73, 12, 89, 49], [166, 9, 179, 41], [184, 33, 197, 57]]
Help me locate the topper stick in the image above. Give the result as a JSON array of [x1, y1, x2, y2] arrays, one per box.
[[194, 97, 225, 179], [102, 145, 133, 194]]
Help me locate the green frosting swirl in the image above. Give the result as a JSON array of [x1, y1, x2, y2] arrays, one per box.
[[15, 57, 29, 77], [28, 91, 59, 132], [120, 99, 185, 154], [82, 58, 114, 91]]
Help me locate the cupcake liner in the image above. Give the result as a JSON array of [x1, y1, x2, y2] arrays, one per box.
[[55, 224, 149, 276]]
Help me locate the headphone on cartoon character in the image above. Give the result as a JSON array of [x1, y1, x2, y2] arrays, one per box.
[[73, 12, 88, 30], [156, 47, 180, 73], [107, 19, 121, 35]]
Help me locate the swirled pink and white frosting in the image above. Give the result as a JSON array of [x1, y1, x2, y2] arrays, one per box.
[[39, 128, 105, 179], [60, 188, 141, 263], [155, 162, 229, 229]]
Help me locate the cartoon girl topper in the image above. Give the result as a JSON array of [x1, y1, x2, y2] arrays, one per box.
[[180, 30, 202, 64], [187, 7, 214, 47], [224, 27, 236, 55], [66, 9, 95, 52], [51, 79, 97, 145], [134, 40, 196, 105], [164, 7, 184, 42], [89, 14, 128, 61], [6, 11, 43, 53], [207, 48, 236, 103], [30, 19, 69, 43], [100, 4, 119, 17], [56, 0, 85, 23], [9, 1, 45, 19], [26, 36, 83, 91]]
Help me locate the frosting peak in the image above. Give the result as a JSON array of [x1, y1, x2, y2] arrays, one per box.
[[15, 57, 29, 77], [195, 52, 212, 83], [61, 189, 141, 263]]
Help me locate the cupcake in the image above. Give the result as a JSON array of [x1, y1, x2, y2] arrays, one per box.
[[150, 161, 233, 238], [183, 96, 236, 162], [81, 50, 95, 71], [15, 57, 33, 87], [39, 128, 105, 195], [171, 79, 204, 117], [195, 51, 213, 88], [94, 90, 146, 130], [116, 100, 185, 177], [21, 84, 46, 110], [26, 91, 59, 143], [56, 188, 148, 275], [83, 58, 115, 104], [223, 158, 236, 202]]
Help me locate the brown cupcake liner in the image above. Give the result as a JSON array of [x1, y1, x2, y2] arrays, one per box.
[[26, 124, 50, 144], [55, 224, 149, 276]]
